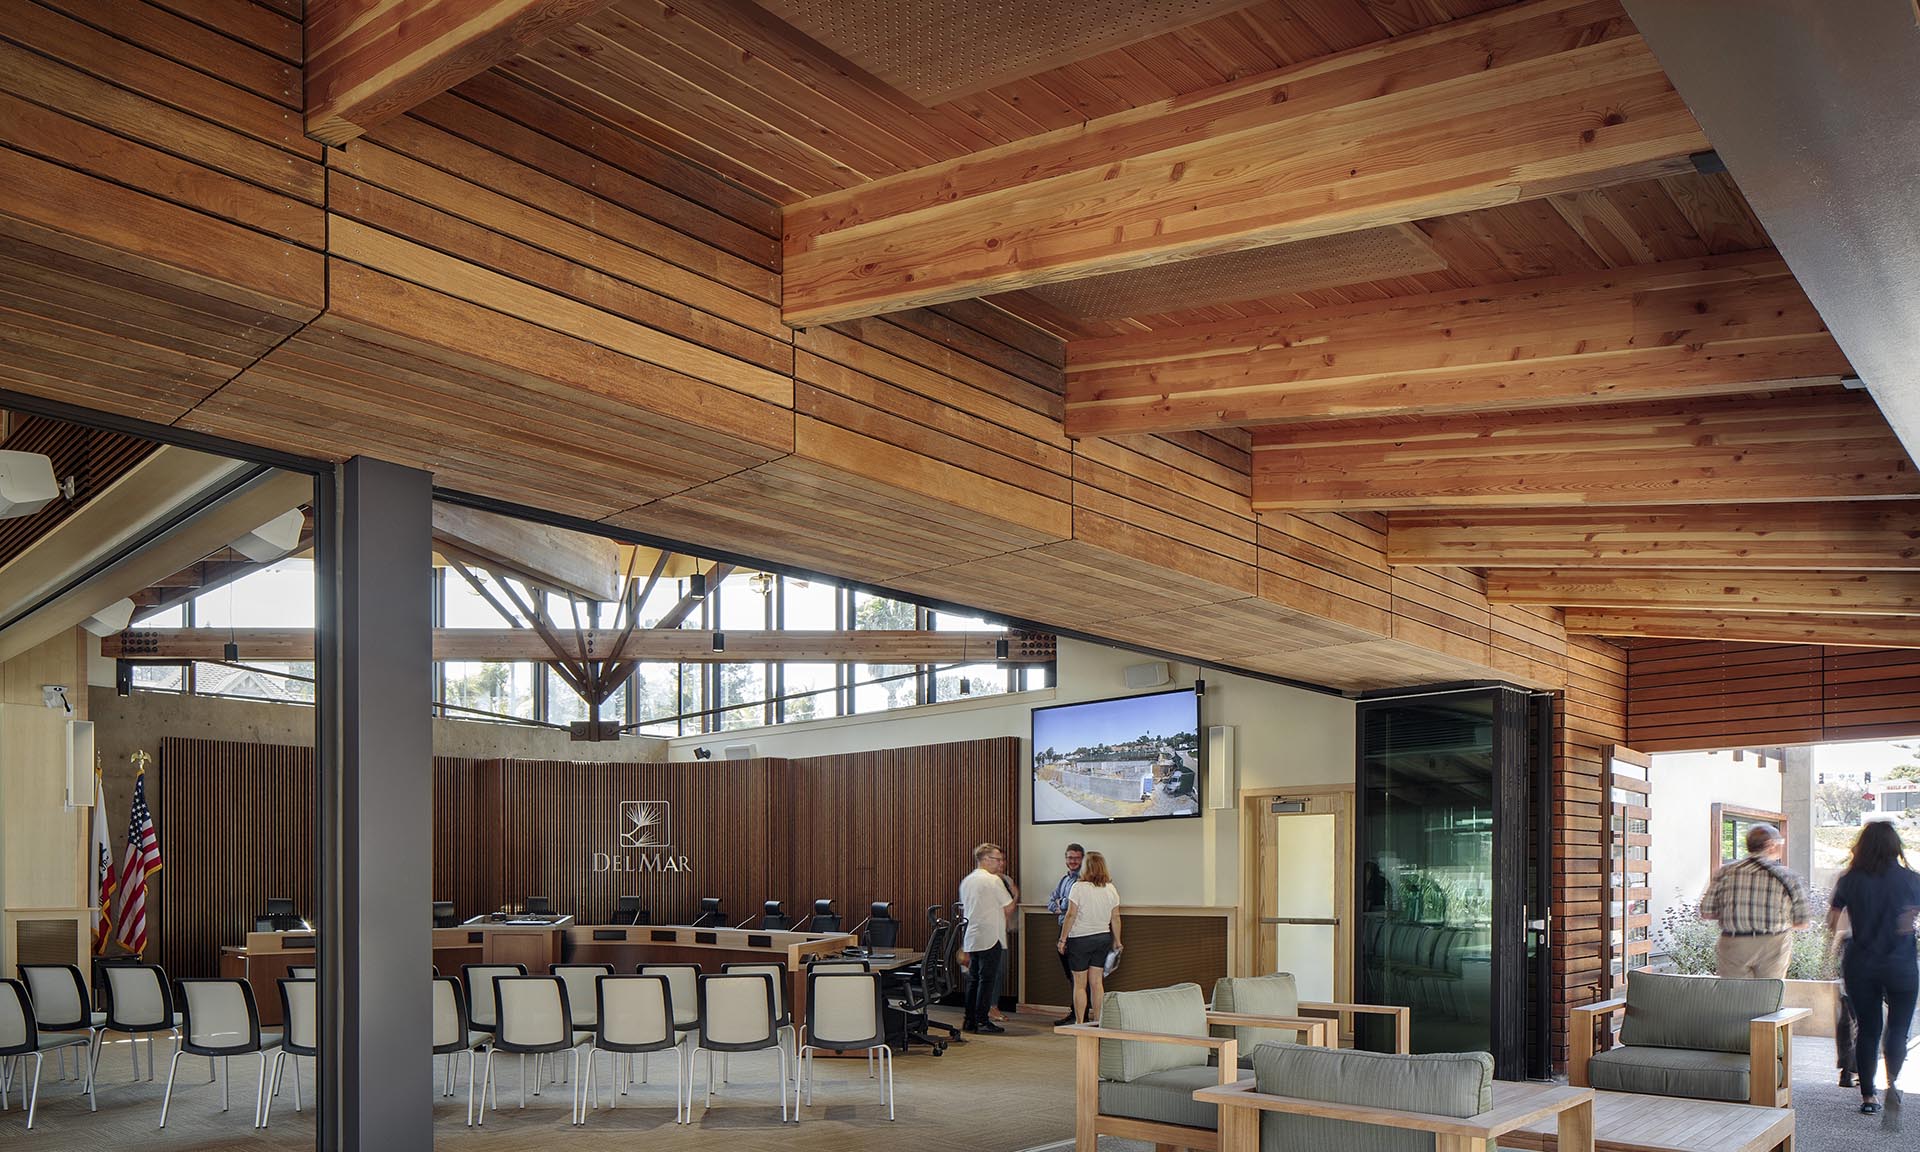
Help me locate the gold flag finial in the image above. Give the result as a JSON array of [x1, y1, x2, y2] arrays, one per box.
[[130, 749, 152, 770]]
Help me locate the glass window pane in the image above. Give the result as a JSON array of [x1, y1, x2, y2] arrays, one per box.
[[193, 661, 313, 703], [547, 668, 630, 727], [194, 558, 315, 628], [681, 663, 703, 735], [930, 610, 1004, 632], [782, 578, 837, 629], [853, 593, 916, 630], [780, 663, 840, 723], [854, 664, 917, 713], [1019, 665, 1054, 691], [137, 604, 186, 628], [442, 568, 527, 627], [631, 663, 681, 737], [933, 663, 1008, 702], [133, 664, 185, 692], [440, 661, 537, 720], [718, 573, 770, 631], [716, 662, 766, 730]]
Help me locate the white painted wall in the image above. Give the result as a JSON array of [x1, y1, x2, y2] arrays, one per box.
[[1648, 749, 1784, 918], [664, 637, 1355, 909]]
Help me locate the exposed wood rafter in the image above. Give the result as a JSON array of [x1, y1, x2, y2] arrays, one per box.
[[782, 0, 1706, 325], [1486, 569, 1920, 615], [1564, 608, 1920, 649]]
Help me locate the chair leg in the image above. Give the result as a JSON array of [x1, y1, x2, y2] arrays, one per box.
[[158, 1048, 184, 1128], [86, 1035, 99, 1112], [777, 1045, 790, 1123], [24, 1053, 43, 1130], [221, 1054, 231, 1111], [466, 1049, 481, 1127], [255, 1052, 270, 1128], [882, 1044, 894, 1121]]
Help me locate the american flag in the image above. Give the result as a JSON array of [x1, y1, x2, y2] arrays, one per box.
[[113, 764, 162, 955]]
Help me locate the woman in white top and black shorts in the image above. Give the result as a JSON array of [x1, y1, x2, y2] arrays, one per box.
[[1056, 851, 1124, 1025]]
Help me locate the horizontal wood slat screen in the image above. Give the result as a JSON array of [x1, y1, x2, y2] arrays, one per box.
[[1626, 641, 1920, 751], [156, 736, 1016, 975]]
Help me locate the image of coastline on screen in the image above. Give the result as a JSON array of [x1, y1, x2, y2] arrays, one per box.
[[1032, 688, 1201, 824]]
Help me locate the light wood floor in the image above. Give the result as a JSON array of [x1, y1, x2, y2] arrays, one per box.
[[1, 1012, 1075, 1150]]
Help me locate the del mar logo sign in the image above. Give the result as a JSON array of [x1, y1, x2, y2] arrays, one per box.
[[593, 800, 691, 873]]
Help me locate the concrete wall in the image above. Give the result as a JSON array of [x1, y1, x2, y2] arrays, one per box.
[[1648, 749, 1784, 918], [662, 637, 1356, 909]]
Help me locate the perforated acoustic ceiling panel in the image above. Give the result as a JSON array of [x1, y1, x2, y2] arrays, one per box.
[[754, 0, 1257, 104], [1026, 226, 1448, 320]]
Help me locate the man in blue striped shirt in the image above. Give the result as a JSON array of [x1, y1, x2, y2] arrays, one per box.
[[1048, 843, 1085, 1025]]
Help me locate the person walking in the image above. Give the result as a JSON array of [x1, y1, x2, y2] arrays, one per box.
[[1046, 843, 1086, 1025], [1699, 823, 1809, 979], [959, 842, 1015, 1034], [1828, 821, 1920, 1121], [1056, 851, 1123, 1026]]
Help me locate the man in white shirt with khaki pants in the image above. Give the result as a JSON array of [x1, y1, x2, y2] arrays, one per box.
[[959, 841, 1016, 1033]]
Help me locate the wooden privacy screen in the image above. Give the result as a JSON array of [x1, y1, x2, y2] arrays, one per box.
[[159, 736, 1018, 976], [1626, 641, 1920, 751], [1017, 907, 1230, 1010]]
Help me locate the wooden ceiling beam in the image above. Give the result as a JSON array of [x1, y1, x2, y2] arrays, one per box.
[[104, 628, 1053, 664], [1564, 607, 1920, 649], [1251, 388, 1919, 511], [1388, 503, 1920, 570], [1066, 253, 1846, 436], [432, 502, 621, 601], [1486, 569, 1920, 615], [305, 0, 616, 146], [781, 0, 1706, 326]]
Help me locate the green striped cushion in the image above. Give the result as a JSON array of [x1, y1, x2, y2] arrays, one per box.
[[1252, 1043, 1493, 1152], [1212, 975, 1304, 1061], [1619, 971, 1782, 1053], [1097, 983, 1209, 1083]]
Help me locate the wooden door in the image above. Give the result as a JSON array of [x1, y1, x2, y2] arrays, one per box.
[[1242, 787, 1353, 1003], [1600, 746, 1653, 997]]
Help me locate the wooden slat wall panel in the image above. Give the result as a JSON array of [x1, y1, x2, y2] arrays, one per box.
[[156, 737, 314, 982], [1550, 636, 1625, 1070], [0, 414, 157, 565], [1625, 640, 1920, 751], [155, 737, 1016, 975], [0, 0, 323, 424]]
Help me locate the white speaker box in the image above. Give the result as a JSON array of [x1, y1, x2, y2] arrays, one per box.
[[1124, 660, 1170, 689], [80, 598, 136, 637], [722, 743, 757, 761], [232, 507, 305, 563], [1206, 725, 1235, 810], [0, 450, 60, 519]]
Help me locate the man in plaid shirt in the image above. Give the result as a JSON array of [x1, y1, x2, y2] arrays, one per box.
[[1700, 823, 1810, 979]]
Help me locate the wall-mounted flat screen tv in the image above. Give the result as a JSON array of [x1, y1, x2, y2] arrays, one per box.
[[1032, 687, 1202, 824]]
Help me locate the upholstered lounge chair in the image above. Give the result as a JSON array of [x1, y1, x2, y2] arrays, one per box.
[[1197, 1042, 1595, 1152], [1060, 982, 1331, 1152], [1211, 974, 1412, 1061], [1569, 971, 1809, 1107]]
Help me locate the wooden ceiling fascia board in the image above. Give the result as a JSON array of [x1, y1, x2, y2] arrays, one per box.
[[1065, 252, 1847, 436], [782, 0, 1706, 326], [1487, 569, 1920, 616], [305, 0, 620, 146], [1566, 608, 1920, 651], [1249, 388, 1919, 511], [1388, 503, 1920, 570]]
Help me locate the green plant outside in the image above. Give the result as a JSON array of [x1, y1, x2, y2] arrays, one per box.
[[1657, 892, 1838, 981]]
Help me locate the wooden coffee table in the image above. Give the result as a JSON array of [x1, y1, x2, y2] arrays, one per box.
[[1500, 1090, 1793, 1152]]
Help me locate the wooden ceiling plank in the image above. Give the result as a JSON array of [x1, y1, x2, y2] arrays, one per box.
[[1067, 252, 1846, 435], [305, 0, 618, 145], [1488, 569, 1920, 616], [783, 0, 1705, 325], [432, 503, 621, 601], [1566, 608, 1920, 650], [1250, 388, 1918, 511], [1389, 504, 1920, 569]]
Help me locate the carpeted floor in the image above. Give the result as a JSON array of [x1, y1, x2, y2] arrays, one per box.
[[1, 1009, 1077, 1151]]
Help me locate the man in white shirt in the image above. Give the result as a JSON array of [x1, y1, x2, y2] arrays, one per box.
[[959, 841, 1016, 1033]]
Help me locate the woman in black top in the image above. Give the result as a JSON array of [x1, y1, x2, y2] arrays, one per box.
[[1828, 821, 1920, 1117]]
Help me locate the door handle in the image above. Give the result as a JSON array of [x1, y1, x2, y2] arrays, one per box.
[[1259, 917, 1339, 926]]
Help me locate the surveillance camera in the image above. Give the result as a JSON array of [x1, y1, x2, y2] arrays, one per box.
[[41, 684, 71, 714], [693, 746, 713, 761]]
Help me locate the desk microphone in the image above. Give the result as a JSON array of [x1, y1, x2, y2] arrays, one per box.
[[841, 915, 872, 950], [733, 914, 759, 929]]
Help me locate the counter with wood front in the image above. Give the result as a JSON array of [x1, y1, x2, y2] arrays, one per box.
[[221, 919, 572, 1025], [562, 922, 858, 1025]]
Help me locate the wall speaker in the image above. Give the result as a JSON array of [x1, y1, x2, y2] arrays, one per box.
[[722, 743, 757, 760], [1124, 660, 1170, 689], [80, 598, 136, 637], [1205, 725, 1235, 810], [231, 507, 304, 563]]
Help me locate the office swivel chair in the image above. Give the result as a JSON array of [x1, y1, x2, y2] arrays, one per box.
[[809, 899, 840, 933], [761, 901, 791, 931], [690, 897, 724, 928], [865, 903, 899, 954], [523, 896, 552, 916], [433, 901, 460, 929], [615, 895, 648, 926]]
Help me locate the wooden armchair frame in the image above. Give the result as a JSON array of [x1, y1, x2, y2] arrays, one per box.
[[1568, 997, 1811, 1107], [1197, 1078, 1595, 1152], [1059, 1014, 1331, 1152], [1297, 999, 1412, 1054]]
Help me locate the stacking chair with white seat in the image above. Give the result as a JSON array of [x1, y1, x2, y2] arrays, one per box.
[[720, 962, 797, 1087], [160, 978, 281, 1130], [19, 964, 103, 1104], [693, 971, 791, 1122], [806, 960, 872, 975], [799, 971, 894, 1121], [286, 966, 316, 980], [430, 977, 481, 1112], [0, 978, 94, 1128], [101, 964, 190, 1083], [550, 964, 612, 1085], [460, 964, 526, 1125], [260, 978, 315, 1126], [477, 976, 592, 1126], [582, 974, 687, 1124], [636, 964, 699, 1086]]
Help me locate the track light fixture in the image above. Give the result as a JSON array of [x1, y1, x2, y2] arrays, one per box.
[[995, 637, 1009, 660], [689, 571, 707, 599], [959, 677, 971, 695], [711, 631, 725, 652]]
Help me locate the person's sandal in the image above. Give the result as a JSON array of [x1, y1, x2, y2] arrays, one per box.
[[1861, 1097, 1882, 1115]]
